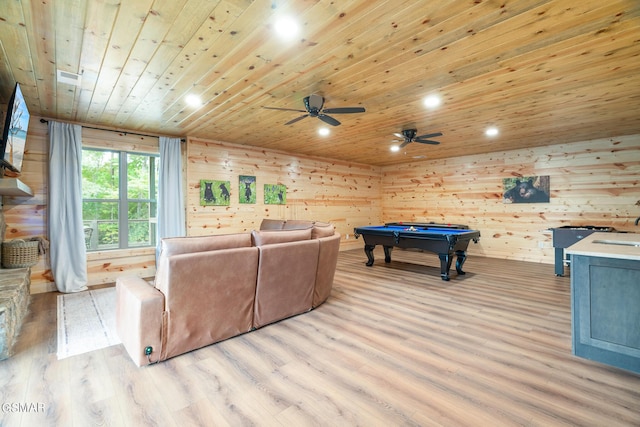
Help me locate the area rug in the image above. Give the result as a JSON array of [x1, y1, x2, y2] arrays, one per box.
[[57, 287, 120, 359]]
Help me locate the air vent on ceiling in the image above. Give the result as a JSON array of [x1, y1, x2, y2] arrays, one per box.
[[57, 69, 82, 86]]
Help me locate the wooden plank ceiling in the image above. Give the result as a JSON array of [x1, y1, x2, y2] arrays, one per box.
[[1, 0, 639, 166]]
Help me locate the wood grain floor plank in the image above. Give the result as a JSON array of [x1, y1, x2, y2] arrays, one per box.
[[1, 249, 639, 426]]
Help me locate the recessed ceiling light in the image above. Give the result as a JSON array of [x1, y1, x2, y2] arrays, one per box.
[[485, 126, 499, 137], [318, 127, 330, 136], [185, 94, 201, 107], [274, 15, 299, 39], [390, 145, 400, 152], [423, 94, 441, 109]]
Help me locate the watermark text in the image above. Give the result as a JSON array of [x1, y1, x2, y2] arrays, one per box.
[[2, 402, 46, 413]]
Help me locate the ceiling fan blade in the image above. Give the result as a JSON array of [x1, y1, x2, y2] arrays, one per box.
[[416, 132, 443, 139], [263, 106, 307, 113], [322, 107, 366, 114], [415, 139, 441, 145], [399, 140, 411, 149], [393, 133, 404, 139], [306, 94, 325, 111], [318, 114, 341, 126], [285, 114, 309, 125]]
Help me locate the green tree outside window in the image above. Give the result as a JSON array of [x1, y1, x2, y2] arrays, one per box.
[[82, 149, 158, 251]]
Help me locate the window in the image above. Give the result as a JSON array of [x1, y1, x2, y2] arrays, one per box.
[[82, 148, 159, 251]]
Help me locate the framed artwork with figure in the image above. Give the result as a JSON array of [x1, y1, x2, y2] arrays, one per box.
[[239, 175, 256, 204], [200, 180, 231, 206], [503, 176, 550, 203], [264, 184, 286, 205]]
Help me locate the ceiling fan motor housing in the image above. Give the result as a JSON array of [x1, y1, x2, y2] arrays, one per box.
[[304, 95, 323, 116], [402, 129, 417, 140]]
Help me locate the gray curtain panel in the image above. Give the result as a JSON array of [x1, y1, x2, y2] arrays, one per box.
[[157, 136, 186, 260], [48, 120, 88, 293]]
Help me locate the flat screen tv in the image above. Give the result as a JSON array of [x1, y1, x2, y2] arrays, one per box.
[[1, 83, 30, 173]]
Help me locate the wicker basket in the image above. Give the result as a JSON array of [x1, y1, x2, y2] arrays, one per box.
[[1, 239, 39, 268]]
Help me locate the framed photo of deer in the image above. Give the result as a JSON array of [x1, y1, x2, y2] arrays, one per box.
[[239, 175, 256, 204], [200, 179, 231, 206]]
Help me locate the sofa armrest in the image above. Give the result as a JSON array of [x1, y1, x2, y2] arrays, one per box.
[[116, 277, 165, 367]]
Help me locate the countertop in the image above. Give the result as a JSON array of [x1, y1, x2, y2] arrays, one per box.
[[565, 232, 640, 261]]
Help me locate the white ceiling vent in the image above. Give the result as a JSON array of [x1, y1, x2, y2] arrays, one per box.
[[57, 69, 82, 86]]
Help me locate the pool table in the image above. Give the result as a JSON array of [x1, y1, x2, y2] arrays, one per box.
[[353, 224, 481, 281]]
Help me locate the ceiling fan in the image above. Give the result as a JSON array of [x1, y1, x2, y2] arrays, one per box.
[[392, 129, 443, 148], [263, 94, 365, 126]]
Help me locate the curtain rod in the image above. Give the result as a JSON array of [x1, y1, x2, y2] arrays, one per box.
[[39, 118, 186, 142]]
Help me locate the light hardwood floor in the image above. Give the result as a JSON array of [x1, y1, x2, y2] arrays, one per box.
[[2, 248, 639, 426]]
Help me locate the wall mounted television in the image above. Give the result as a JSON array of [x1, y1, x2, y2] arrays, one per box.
[[1, 83, 30, 173]]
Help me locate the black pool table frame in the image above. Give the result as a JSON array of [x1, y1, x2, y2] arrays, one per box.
[[354, 224, 481, 281]]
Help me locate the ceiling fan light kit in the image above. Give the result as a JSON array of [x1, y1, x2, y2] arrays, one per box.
[[392, 129, 443, 150]]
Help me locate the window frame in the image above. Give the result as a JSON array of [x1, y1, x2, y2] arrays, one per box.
[[82, 147, 159, 251]]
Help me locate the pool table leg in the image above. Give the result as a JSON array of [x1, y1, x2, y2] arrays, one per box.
[[383, 246, 392, 263], [438, 253, 454, 281], [455, 250, 467, 275], [363, 244, 375, 266]]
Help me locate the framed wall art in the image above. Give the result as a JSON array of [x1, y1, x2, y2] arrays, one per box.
[[264, 184, 286, 205], [503, 176, 550, 203], [200, 179, 231, 206], [239, 175, 256, 204]]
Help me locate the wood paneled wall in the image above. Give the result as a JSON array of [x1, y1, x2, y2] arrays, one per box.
[[2, 118, 51, 292], [2, 116, 638, 293], [185, 137, 382, 245], [1, 118, 158, 293], [381, 135, 640, 263]]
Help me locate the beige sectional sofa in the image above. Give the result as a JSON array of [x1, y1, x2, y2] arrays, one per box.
[[116, 219, 340, 366]]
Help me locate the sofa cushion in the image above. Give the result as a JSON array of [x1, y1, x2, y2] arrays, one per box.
[[312, 221, 335, 239], [251, 228, 312, 246], [160, 233, 252, 257], [259, 219, 286, 230], [260, 219, 334, 239], [282, 219, 314, 230]]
